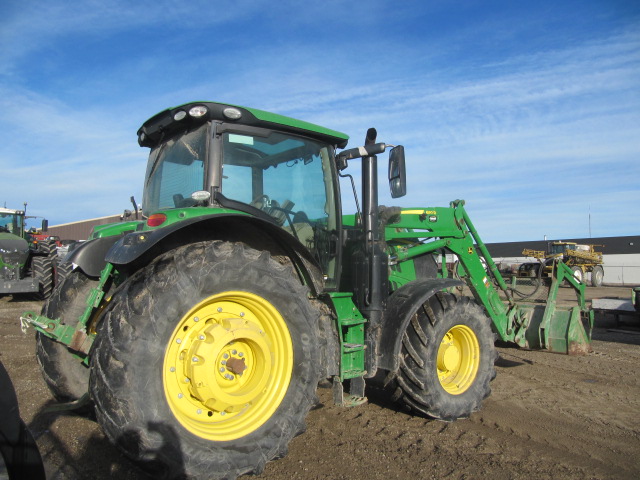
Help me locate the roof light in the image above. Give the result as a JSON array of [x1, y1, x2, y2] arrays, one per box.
[[147, 213, 167, 227], [189, 106, 208, 118], [223, 107, 242, 120], [174, 110, 187, 121]]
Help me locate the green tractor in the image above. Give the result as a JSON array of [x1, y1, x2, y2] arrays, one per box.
[[22, 102, 593, 479], [1, 207, 57, 299]]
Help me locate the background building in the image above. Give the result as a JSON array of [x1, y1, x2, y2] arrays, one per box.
[[46, 212, 139, 241]]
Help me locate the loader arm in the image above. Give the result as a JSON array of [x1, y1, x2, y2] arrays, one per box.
[[385, 200, 592, 354]]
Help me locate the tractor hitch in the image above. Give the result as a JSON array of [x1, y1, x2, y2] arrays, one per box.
[[20, 311, 94, 355]]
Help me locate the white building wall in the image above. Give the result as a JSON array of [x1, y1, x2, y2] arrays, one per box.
[[602, 254, 640, 285]]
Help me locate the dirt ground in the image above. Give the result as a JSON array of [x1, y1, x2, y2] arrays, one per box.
[[1, 286, 639, 480]]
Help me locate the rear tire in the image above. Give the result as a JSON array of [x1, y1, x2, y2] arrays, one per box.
[[36, 270, 95, 403], [590, 265, 604, 287], [55, 260, 73, 285], [89, 241, 321, 479], [32, 255, 54, 300], [387, 293, 496, 421]]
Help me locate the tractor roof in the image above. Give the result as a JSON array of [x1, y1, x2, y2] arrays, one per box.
[[0, 207, 23, 215], [137, 101, 350, 150]]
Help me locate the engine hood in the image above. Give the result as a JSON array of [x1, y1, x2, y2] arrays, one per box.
[[0, 232, 30, 267]]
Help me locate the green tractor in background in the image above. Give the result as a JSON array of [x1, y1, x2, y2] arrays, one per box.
[[22, 102, 593, 479], [1, 207, 57, 299]]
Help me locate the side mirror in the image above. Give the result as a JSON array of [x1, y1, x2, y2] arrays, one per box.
[[388, 146, 406, 198]]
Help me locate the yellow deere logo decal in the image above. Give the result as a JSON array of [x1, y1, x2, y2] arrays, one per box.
[[468, 247, 474, 255], [402, 209, 437, 215]]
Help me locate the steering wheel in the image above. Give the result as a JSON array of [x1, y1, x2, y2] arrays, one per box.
[[251, 195, 270, 210], [173, 194, 197, 208]]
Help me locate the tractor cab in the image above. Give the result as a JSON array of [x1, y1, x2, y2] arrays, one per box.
[[143, 121, 339, 225], [549, 241, 577, 256], [138, 102, 348, 287], [144, 120, 340, 268], [0, 208, 25, 237], [136, 102, 407, 293]]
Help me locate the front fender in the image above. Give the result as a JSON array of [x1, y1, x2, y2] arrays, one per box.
[[104, 214, 325, 294], [377, 278, 464, 372]]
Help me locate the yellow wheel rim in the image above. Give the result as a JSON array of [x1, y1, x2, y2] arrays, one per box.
[[163, 291, 293, 441], [437, 325, 480, 395]]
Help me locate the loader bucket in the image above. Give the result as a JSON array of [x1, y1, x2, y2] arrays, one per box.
[[520, 261, 593, 355], [522, 303, 593, 355], [547, 306, 593, 355]]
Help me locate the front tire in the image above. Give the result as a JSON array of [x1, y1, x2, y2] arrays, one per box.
[[89, 241, 321, 479], [387, 293, 496, 421]]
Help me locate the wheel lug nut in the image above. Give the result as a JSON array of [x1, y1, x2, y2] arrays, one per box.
[[217, 307, 222, 312], [223, 353, 229, 359], [199, 335, 205, 340], [219, 367, 225, 372], [194, 316, 199, 322], [232, 349, 237, 355], [239, 312, 245, 317], [192, 357, 199, 362]]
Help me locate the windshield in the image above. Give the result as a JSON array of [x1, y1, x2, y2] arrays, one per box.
[[221, 130, 339, 283], [142, 124, 208, 215], [550, 243, 573, 254], [0, 212, 23, 236]]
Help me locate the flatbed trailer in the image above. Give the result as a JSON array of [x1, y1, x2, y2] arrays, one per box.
[[592, 293, 640, 324]]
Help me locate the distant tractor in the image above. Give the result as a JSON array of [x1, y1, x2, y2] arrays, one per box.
[[0, 207, 57, 298], [520, 241, 604, 287], [29, 232, 62, 248]]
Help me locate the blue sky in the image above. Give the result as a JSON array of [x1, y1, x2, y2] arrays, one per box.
[[1, 0, 638, 243]]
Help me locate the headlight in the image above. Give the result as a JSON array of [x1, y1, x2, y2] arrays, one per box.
[[223, 107, 242, 120], [189, 106, 208, 118]]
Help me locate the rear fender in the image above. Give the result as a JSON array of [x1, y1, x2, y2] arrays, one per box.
[[104, 214, 325, 294], [64, 236, 121, 278], [377, 278, 464, 372]]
